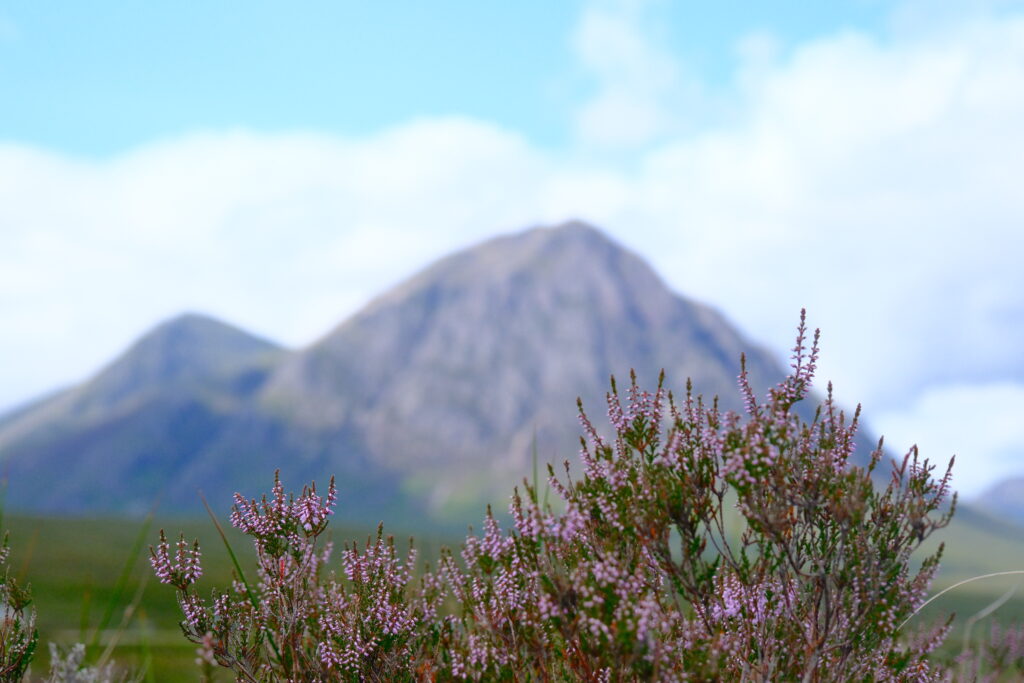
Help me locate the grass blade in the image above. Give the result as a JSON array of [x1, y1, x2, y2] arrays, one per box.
[[139, 611, 156, 683], [198, 489, 283, 668], [897, 570, 1024, 632], [198, 490, 257, 609], [89, 506, 156, 650], [96, 568, 151, 669], [79, 581, 93, 643]]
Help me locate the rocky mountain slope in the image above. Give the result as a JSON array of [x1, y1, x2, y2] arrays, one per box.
[[0, 222, 837, 526]]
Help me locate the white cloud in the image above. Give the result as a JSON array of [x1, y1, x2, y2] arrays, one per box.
[[625, 15, 1024, 417], [1, 5, 1024, 493], [0, 121, 555, 408], [570, 1, 712, 149], [874, 382, 1024, 497]]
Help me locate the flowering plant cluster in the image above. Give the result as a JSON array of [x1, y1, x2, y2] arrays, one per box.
[[152, 314, 977, 680], [0, 532, 37, 680], [150, 473, 445, 681]]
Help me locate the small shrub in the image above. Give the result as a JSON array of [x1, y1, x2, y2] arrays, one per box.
[[150, 474, 440, 681], [0, 533, 38, 680], [153, 313, 970, 680], [46, 643, 125, 683]]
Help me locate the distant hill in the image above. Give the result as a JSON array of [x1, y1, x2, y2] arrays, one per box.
[[972, 477, 1024, 526], [0, 314, 285, 515], [0, 221, 860, 527]]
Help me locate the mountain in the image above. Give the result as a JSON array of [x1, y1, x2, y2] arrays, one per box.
[[258, 221, 786, 518], [972, 477, 1024, 526], [0, 314, 285, 515], [0, 222, 842, 526]]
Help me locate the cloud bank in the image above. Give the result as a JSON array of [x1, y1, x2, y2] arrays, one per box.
[[2, 4, 1023, 495]]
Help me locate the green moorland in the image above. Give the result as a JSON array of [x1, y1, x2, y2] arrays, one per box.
[[2, 513, 456, 681], [912, 504, 1024, 662], [3, 500, 1024, 680]]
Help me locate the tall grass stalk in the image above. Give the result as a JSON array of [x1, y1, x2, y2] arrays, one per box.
[[88, 507, 155, 651], [199, 489, 284, 670], [95, 570, 151, 670], [897, 570, 1024, 632]]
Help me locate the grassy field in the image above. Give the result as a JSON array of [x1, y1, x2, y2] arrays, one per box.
[[910, 505, 1024, 667], [4, 501, 1024, 680], [2, 513, 456, 681]]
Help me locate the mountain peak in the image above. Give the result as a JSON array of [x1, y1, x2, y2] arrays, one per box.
[[0, 221, 804, 524], [261, 221, 785, 522], [74, 312, 283, 413], [155, 310, 238, 331], [477, 218, 619, 256], [354, 222, 650, 319], [527, 219, 606, 241]]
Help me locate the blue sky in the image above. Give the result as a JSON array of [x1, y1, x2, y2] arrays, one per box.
[[3, 1, 891, 156], [2, 0, 1024, 496]]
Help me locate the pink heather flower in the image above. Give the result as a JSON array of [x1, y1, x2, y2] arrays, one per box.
[[293, 476, 337, 534], [180, 593, 207, 630], [150, 529, 203, 590]]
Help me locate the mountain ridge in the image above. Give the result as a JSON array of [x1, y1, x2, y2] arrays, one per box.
[[973, 476, 1024, 525], [0, 221, 867, 526]]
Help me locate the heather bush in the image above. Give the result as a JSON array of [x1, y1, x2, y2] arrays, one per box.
[[954, 621, 1024, 681], [437, 312, 954, 680], [0, 532, 37, 680], [45, 643, 127, 683], [150, 475, 447, 681], [151, 313, 990, 681]]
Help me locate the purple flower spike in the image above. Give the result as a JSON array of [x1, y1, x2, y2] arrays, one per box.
[[150, 529, 203, 590]]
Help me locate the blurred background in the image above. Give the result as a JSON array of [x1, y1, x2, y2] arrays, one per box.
[[2, 0, 1024, 677]]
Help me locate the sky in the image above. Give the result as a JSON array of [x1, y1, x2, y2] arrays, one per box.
[[2, 0, 1024, 497]]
